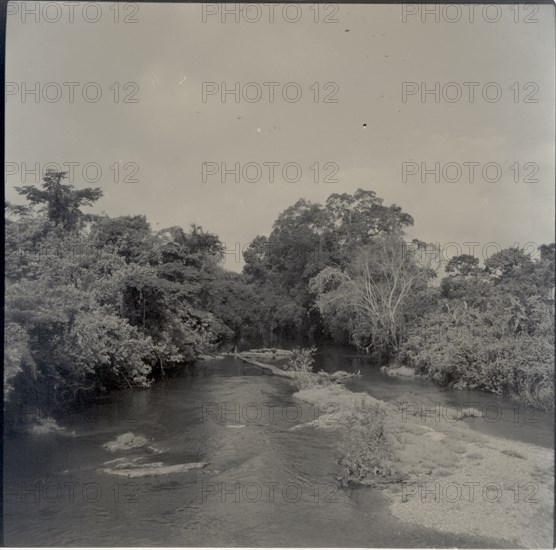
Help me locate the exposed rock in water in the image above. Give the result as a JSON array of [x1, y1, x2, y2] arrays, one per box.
[[28, 417, 75, 436], [100, 461, 210, 478], [380, 365, 416, 378], [319, 370, 360, 383], [236, 348, 294, 358], [103, 432, 149, 452], [102, 456, 145, 466]]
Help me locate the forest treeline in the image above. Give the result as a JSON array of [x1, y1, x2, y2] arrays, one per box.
[[4, 171, 555, 426]]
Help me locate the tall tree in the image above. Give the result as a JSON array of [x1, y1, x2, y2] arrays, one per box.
[[14, 170, 103, 231], [243, 189, 415, 341], [310, 237, 437, 352]]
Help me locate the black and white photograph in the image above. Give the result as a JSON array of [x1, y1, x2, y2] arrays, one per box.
[[2, 1, 555, 548]]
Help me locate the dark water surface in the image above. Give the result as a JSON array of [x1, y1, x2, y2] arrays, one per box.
[[3, 351, 552, 547]]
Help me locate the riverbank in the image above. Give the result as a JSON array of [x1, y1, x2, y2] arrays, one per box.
[[293, 383, 554, 548]]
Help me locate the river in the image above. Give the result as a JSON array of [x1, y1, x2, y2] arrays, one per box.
[[3, 348, 553, 547]]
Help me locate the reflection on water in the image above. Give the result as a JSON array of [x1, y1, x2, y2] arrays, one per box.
[[3, 351, 551, 547]]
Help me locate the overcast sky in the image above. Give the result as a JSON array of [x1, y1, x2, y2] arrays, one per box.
[[6, 3, 555, 271]]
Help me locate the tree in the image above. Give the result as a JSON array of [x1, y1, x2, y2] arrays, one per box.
[[14, 170, 102, 231], [205, 272, 261, 345], [445, 254, 480, 277], [242, 189, 415, 341], [243, 235, 273, 282], [324, 189, 413, 264], [91, 215, 153, 263], [310, 237, 437, 353]]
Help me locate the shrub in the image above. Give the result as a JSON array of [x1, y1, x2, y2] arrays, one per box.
[[337, 397, 393, 484], [284, 347, 317, 373], [285, 347, 331, 390], [399, 309, 554, 410]]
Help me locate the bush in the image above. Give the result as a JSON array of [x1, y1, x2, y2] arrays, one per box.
[[399, 312, 554, 410], [284, 347, 316, 371], [285, 347, 331, 390], [337, 397, 393, 484]]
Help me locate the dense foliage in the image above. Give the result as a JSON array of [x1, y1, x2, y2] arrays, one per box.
[[242, 189, 414, 342], [4, 171, 261, 426], [243, 189, 553, 408], [5, 172, 554, 425], [398, 246, 555, 409]]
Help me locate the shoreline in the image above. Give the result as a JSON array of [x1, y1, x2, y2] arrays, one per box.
[[292, 383, 554, 548]]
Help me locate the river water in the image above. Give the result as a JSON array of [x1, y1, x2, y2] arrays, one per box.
[[3, 349, 553, 547]]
